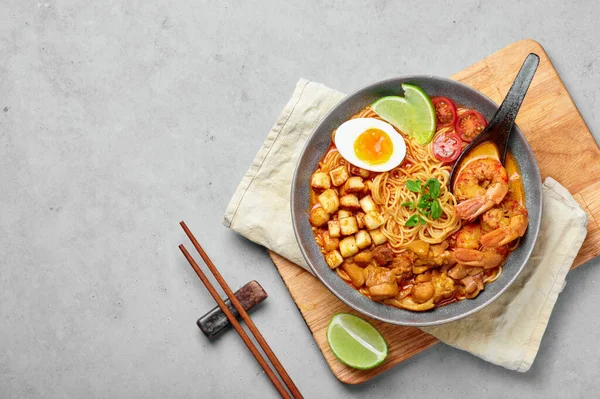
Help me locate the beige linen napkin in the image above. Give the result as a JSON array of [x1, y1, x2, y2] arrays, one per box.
[[223, 79, 588, 372]]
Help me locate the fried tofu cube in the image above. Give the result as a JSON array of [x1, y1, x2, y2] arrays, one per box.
[[309, 207, 330, 227], [329, 166, 350, 187], [343, 176, 366, 194], [356, 212, 366, 229], [339, 236, 359, 258], [322, 231, 339, 252], [364, 211, 385, 230], [340, 194, 360, 210], [337, 209, 352, 219], [325, 250, 344, 269], [318, 189, 339, 214], [369, 228, 388, 245], [340, 216, 359, 236], [310, 172, 331, 190], [328, 220, 341, 238], [360, 195, 378, 213], [349, 165, 371, 179], [355, 230, 372, 250], [354, 250, 372, 264]]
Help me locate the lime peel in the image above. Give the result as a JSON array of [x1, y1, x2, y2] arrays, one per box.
[[371, 84, 437, 145], [326, 313, 388, 370]]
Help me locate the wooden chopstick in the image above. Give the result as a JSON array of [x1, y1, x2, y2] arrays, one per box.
[[179, 244, 292, 399], [180, 221, 303, 399]]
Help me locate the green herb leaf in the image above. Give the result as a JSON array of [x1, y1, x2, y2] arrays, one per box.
[[417, 194, 431, 209], [406, 180, 422, 193], [404, 179, 440, 227], [405, 215, 420, 227], [425, 178, 441, 199], [402, 202, 415, 211], [430, 200, 442, 219]]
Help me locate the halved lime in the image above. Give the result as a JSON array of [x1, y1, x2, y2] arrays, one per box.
[[326, 313, 388, 370], [371, 84, 437, 145]]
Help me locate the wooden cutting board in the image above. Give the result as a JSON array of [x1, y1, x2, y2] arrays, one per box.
[[269, 39, 600, 384]]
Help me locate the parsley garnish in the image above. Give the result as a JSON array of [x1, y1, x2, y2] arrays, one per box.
[[402, 178, 443, 226]]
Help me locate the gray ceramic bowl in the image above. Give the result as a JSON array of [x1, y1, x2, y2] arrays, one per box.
[[291, 76, 542, 327]]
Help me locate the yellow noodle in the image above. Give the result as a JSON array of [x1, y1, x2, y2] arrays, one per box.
[[335, 268, 352, 283], [318, 149, 346, 174], [351, 107, 463, 254], [484, 266, 502, 284]]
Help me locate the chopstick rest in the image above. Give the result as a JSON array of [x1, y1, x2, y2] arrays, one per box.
[[197, 280, 268, 338]]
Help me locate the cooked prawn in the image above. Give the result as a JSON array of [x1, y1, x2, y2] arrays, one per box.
[[454, 158, 509, 222], [453, 247, 505, 269], [448, 264, 483, 280], [480, 199, 529, 247], [481, 207, 504, 232], [453, 223, 506, 269], [455, 224, 482, 250]]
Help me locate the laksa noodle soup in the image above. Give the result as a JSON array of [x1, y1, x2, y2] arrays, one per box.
[[308, 85, 528, 312]]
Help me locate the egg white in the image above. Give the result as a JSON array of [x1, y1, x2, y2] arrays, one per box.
[[334, 118, 406, 172]]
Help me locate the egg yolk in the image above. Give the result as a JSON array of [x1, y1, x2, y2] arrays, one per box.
[[354, 129, 394, 164]]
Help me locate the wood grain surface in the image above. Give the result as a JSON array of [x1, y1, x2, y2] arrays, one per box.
[[269, 39, 600, 384]]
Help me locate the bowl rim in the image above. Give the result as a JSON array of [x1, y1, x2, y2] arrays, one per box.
[[291, 75, 542, 327]]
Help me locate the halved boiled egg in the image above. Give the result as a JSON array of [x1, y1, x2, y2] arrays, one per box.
[[334, 118, 406, 172]]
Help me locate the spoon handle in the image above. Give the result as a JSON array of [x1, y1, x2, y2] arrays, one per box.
[[489, 53, 539, 163]]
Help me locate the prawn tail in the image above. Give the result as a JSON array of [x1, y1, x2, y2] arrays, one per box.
[[481, 228, 509, 247], [454, 248, 504, 269], [481, 215, 529, 247], [455, 197, 493, 222], [453, 248, 485, 266]]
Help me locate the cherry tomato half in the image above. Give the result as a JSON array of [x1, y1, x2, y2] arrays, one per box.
[[455, 110, 487, 142], [431, 97, 457, 127], [433, 132, 463, 163]]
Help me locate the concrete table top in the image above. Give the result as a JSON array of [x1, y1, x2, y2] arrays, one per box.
[[1, 1, 599, 398]]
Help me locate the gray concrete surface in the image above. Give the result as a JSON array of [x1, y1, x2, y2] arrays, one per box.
[[1, 1, 599, 398]]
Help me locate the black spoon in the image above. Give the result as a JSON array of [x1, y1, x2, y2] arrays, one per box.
[[449, 53, 540, 192]]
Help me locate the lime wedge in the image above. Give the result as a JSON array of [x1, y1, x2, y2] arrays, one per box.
[[371, 84, 437, 145], [326, 313, 388, 370]]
